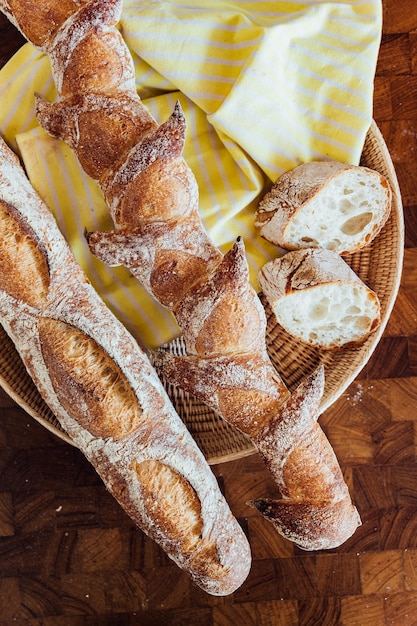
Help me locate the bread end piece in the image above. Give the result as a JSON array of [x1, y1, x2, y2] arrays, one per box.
[[255, 161, 391, 255], [129, 459, 252, 596], [248, 496, 361, 551], [249, 366, 361, 550], [259, 248, 381, 349]]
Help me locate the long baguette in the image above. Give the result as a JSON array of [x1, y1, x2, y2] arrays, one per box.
[[0, 0, 361, 549], [0, 135, 251, 596]]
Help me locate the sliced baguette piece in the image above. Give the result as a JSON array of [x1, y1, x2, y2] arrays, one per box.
[[258, 248, 381, 350], [255, 160, 391, 255]]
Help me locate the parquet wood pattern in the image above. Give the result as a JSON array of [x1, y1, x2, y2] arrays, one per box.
[[0, 1, 416, 624]]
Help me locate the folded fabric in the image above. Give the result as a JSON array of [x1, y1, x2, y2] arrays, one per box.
[[0, 0, 382, 348]]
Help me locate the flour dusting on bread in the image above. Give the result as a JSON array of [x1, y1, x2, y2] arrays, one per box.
[[259, 248, 381, 349], [255, 161, 391, 255], [0, 135, 251, 596]]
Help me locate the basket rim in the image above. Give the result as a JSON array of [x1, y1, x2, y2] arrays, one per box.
[[318, 119, 404, 411]]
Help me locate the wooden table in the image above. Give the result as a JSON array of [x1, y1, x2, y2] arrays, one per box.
[[0, 2, 416, 624]]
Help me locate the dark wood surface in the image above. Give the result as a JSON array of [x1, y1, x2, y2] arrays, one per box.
[[0, 2, 416, 624]]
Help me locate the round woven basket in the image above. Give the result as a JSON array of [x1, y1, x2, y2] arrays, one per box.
[[0, 120, 404, 464]]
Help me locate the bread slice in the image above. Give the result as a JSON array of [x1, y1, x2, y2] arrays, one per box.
[[255, 161, 391, 255], [258, 248, 381, 349]]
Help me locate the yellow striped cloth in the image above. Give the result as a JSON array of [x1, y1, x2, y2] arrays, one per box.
[[0, 0, 382, 348]]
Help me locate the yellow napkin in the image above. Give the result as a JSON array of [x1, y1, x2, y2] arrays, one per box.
[[0, 0, 382, 348]]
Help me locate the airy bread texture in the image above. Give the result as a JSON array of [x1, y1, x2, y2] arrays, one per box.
[[0, 136, 251, 596], [259, 248, 381, 349], [255, 160, 391, 255], [0, 0, 361, 550]]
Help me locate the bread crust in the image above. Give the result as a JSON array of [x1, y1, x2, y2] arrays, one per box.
[[255, 161, 392, 255], [0, 0, 361, 550], [0, 136, 251, 596], [0, 199, 50, 307], [259, 248, 381, 349], [249, 367, 361, 550]]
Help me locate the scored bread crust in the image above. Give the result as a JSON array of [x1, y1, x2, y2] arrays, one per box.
[[259, 248, 381, 349], [255, 160, 392, 255], [0, 0, 361, 550], [0, 136, 251, 596], [249, 366, 361, 550]]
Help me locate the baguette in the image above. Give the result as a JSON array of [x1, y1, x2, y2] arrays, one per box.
[[249, 366, 361, 550], [0, 135, 251, 596], [259, 248, 381, 349], [255, 160, 391, 255], [0, 0, 361, 549]]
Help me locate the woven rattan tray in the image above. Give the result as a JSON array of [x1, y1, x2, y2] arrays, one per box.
[[0, 120, 404, 464]]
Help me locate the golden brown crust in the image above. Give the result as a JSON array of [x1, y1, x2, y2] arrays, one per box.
[[102, 104, 194, 225], [174, 238, 268, 357], [154, 350, 290, 438], [5, 0, 87, 47], [85, 216, 223, 311], [39, 317, 148, 440], [61, 30, 132, 97], [249, 497, 360, 551], [135, 459, 204, 554], [150, 249, 209, 308], [255, 161, 392, 255], [117, 158, 195, 225], [249, 367, 361, 550], [36, 93, 156, 180], [0, 200, 50, 308], [259, 248, 382, 350], [196, 295, 263, 357]]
